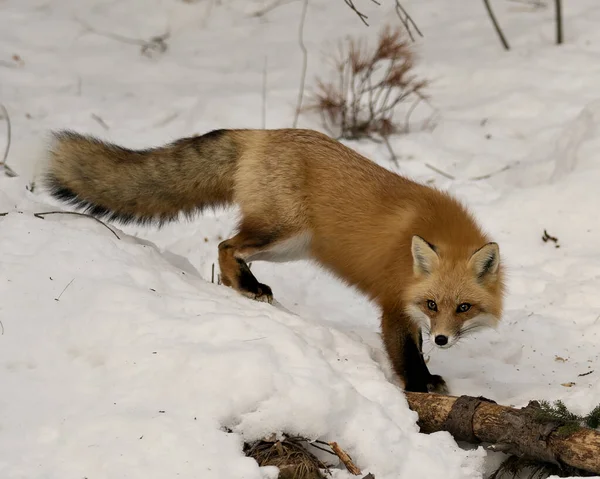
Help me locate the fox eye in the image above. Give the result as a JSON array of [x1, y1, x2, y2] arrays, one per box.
[[457, 303, 471, 313], [426, 300, 437, 311]]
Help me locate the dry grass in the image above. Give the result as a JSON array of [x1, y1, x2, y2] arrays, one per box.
[[303, 24, 428, 141], [244, 434, 330, 479]]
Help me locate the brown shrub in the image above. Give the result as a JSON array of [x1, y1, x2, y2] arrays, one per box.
[[304, 24, 428, 141]]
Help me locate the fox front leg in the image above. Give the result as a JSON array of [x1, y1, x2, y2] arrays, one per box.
[[382, 308, 449, 394]]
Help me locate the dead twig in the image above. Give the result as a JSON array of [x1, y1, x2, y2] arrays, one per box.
[[76, 18, 169, 58], [555, 0, 563, 44], [468, 164, 512, 181], [425, 163, 455, 180], [262, 56, 268, 129], [343, 0, 381, 26], [55, 278, 75, 302], [34, 211, 121, 240], [394, 0, 423, 41], [0, 104, 17, 177], [542, 229, 560, 248], [249, 0, 298, 17], [483, 0, 511, 50], [293, 0, 309, 128], [329, 441, 362, 475], [381, 135, 398, 165], [343, 0, 422, 43], [0, 319, 4, 336], [91, 113, 110, 130]]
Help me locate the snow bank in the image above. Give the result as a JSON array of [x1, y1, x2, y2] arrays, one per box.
[[0, 184, 484, 478]]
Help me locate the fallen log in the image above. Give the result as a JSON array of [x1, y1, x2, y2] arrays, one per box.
[[404, 392, 600, 476]]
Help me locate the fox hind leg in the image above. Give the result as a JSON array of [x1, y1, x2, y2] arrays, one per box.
[[217, 225, 279, 304]]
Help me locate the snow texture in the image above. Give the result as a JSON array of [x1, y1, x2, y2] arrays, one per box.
[[2, 0, 600, 478]]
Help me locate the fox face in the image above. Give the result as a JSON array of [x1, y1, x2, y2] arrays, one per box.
[[404, 235, 503, 349]]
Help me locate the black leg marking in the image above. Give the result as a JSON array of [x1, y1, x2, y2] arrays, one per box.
[[402, 334, 430, 393], [403, 332, 448, 394], [236, 259, 273, 300]]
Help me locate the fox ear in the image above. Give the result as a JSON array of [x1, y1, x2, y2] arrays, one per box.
[[411, 235, 439, 276], [469, 242, 500, 280]]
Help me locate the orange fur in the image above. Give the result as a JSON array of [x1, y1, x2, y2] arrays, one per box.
[[42, 127, 505, 393]]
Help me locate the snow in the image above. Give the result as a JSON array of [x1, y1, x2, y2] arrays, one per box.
[[1, 0, 600, 478]]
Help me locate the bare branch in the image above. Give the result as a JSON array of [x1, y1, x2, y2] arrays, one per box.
[[54, 278, 75, 302], [468, 163, 513, 181], [394, 0, 423, 41], [34, 211, 121, 240], [76, 18, 169, 57], [382, 134, 398, 165], [425, 163, 455, 180], [249, 0, 298, 18], [343, 0, 380, 26], [483, 0, 511, 50], [292, 0, 309, 128], [342, 0, 423, 42], [555, 0, 563, 44], [0, 104, 17, 177]]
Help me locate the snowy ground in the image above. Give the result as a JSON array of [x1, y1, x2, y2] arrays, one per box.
[[2, 0, 600, 478]]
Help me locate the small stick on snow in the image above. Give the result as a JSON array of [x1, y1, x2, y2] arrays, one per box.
[[0, 319, 4, 335], [292, 0, 309, 128], [0, 104, 17, 178], [469, 164, 513, 181], [308, 442, 337, 455], [382, 135, 398, 166], [329, 441, 362, 475], [262, 56, 268, 129], [483, 0, 511, 50], [249, 0, 298, 18], [76, 18, 168, 57], [91, 113, 110, 130], [55, 279, 75, 302], [425, 163, 455, 180], [34, 211, 121, 240], [555, 0, 563, 45]]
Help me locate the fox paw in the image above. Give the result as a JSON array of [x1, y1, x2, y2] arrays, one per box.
[[427, 374, 449, 395], [241, 283, 273, 304]]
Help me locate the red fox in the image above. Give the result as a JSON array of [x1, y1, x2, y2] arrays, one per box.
[[43, 128, 505, 393]]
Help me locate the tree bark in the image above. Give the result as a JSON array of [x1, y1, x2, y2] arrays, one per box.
[[405, 392, 600, 475]]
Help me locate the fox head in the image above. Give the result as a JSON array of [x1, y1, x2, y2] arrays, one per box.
[[404, 235, 504, 349]]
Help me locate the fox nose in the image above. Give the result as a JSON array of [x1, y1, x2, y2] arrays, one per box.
[[434, 335, 448, 346]]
